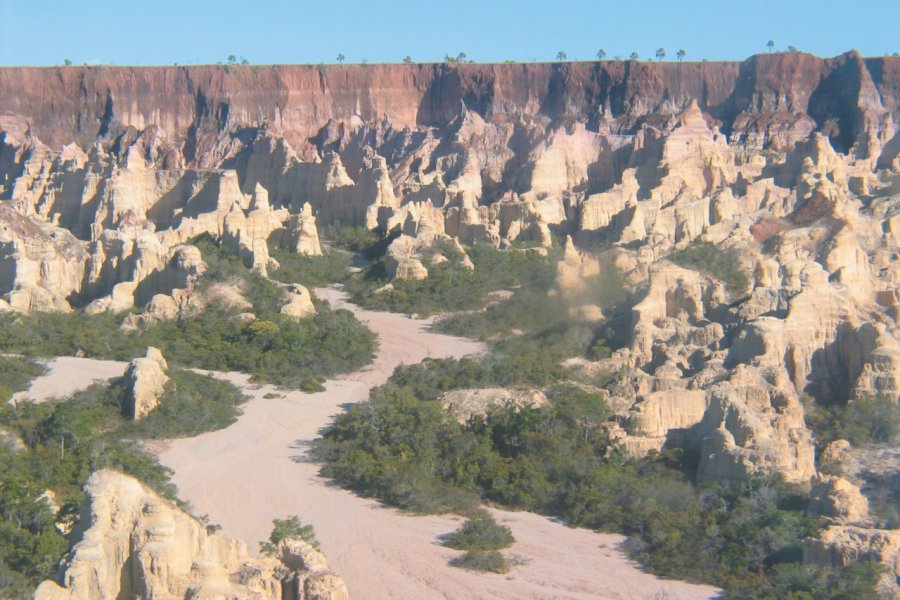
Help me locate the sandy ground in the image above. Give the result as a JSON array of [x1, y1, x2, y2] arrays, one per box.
[[16, 289, 720, 599], [11, 356, 127, 404]]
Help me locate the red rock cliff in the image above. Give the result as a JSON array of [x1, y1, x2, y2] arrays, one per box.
[[1, 52, 896, 158]]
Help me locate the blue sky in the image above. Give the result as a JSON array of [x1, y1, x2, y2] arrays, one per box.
[[1, 0, 897, 66]]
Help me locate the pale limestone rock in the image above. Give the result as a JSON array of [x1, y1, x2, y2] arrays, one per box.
[[124, 347, 170, 421], [285, 203, 323, 256], [384, 235, 428, 280], [803, 525, 900, 592], [32, 470, 348, 600], [280, 284, 316, 321], [440, 388, 548, 423], [697, 365, 815, 483], [808, 475, 869, 522], [622, 390, 707, 448]]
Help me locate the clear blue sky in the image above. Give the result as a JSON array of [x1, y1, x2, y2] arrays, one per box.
[[1, 0, 897, 66]]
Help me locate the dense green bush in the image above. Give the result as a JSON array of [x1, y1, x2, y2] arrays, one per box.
[[259, 515, 320, 555], [320, 225, 394, 259], [440, 514, 514, 551], [0, 298, 375, 393], [805, 394, 899, 449], [125, 370, 247, 439], [670, 240, 750, 295], [0, 397, 172, 595], [268, 247, 353, 288]]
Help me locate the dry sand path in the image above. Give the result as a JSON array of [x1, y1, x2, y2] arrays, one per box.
[[17, 289, 720, 599]]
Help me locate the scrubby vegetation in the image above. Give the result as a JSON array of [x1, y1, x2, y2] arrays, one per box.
[[441, 509, 516, 573], [0, 367, 248, 596], [314, 363, 882, 597], [345, 242, 561, 316], [448, 549, 510, 574], [0, 356, 46, 403], [804, 393, 900, 450], [268, 246, 353, 288], [0, 239, 376, 391], [259, 515, 320, 555], [314, 250, 881, 597], [320, 225, 392, 259], [440, 513, 514, 551], [670, 240, 750, 295]]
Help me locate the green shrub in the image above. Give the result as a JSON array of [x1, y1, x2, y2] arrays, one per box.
[[440, 514, 514, 551], [259, 516, 320, 555], [320, 225, 391, 259], [268, 246, 352, 288], [670, 240, 750, 295], [805, 394, 900, 449], [0, 366, 251, 595], [449, 550, 509, 574]]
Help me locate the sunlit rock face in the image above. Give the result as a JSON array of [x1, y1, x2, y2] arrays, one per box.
[[32, 470, 349, 600]]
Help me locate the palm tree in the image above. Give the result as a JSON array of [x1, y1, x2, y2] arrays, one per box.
[[336, 53, 345, 65], [655, 48, 666, 61], [457, 52, 467, 62], [556, 51, 567, 61], [787, 46, 798, 53], [596, 49, 606, 60], [227, 54, 237, 65], [629, 51, 639, 60], [676, 49, 686, 62], [403, 56, 413, 64], [767, 40, 775, 53]]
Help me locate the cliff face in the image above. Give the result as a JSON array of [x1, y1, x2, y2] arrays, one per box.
[[0, 52, 896, 156]]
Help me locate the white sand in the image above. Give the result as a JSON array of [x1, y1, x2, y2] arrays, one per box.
[[17, 289, 719, 599], [11, 356, 127, 404]]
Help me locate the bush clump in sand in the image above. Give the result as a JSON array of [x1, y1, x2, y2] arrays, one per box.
[[441, 512, 515, 574]]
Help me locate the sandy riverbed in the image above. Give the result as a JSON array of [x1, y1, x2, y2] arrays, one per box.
[[18, 289, 720, 599]]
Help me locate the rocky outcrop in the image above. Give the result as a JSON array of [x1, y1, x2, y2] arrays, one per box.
[[280, 284, 317, 321], [440, 388, 548, 423], [808, 475, 870, 522], [33, 470, 348, 600], [123, 347, 170, 420], [803, 526, 900, 592]]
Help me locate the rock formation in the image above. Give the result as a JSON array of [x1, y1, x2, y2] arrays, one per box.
[[123, 347, 170, 420], [0, 55, 898, 489], [280, 284, 317, 321], [440, 388, 549, 423], [803, 526, 900, 592], [33, 469, 348, 600]]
